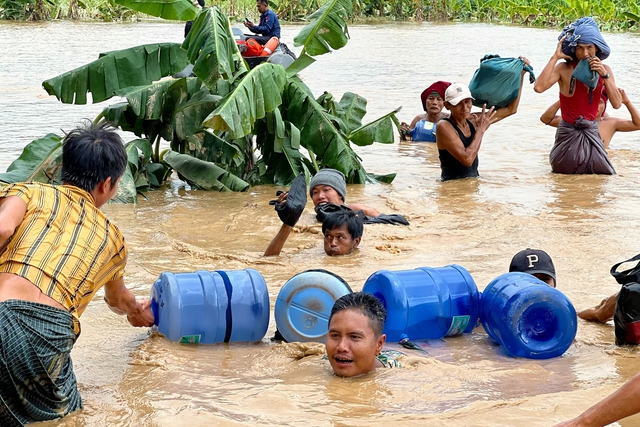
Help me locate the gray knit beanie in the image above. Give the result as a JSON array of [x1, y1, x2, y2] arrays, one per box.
[[309, 168, 347, 202]]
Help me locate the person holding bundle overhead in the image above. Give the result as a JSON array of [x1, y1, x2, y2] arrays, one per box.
[[540, 87, 640, 149], [399, 81, 451, 142], [436, 57, 529, 181], [534, 17, 621, 174]]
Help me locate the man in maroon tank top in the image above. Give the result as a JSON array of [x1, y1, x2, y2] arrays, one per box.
[[535, 18, 621, 174]]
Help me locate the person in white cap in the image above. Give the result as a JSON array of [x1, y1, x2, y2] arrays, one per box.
[[436, 57, 530, 181]]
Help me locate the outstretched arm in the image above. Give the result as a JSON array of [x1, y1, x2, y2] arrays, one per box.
[[104, 278, 155, 327], [552, 373, 640, 427], [614, 88, 640, 133], [347, 203, 380, 217], [0, 196, 26, 248], [490, 56, 530, 123], [534, 37, 572, 94], [540, 100, 562, 127], [264, 224, 293, 256]]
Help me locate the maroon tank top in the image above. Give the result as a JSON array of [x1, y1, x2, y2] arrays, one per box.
[[559, 62, 604, 125]]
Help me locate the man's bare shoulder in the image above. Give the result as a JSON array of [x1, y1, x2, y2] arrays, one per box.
[[555, 61, 574, 77]]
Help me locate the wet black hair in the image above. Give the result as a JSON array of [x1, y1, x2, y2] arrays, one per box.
[[321, 209, 364, 239], [329, 292, 387, 337], [60, 122, 127, 193], [197, 0, 205, 7], [257, 0, 268, 5]]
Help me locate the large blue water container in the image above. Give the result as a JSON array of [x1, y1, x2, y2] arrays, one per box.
[[480, 272, 577, 359], [275, 269, 352, 343], [362, 265, 480, 341], [150, 269, 270, 344]]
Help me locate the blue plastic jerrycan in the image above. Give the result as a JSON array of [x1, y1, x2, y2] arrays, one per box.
[[275, 269, 352, 343], [479, 272, 577, 359], [150, 269, 270, 344], [362, 265, 480, 342]]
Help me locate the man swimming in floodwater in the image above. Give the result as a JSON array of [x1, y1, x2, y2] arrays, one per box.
[[322, 209, 363, 257], [326, 292, 402, 377], [509, 248, 557, 288]]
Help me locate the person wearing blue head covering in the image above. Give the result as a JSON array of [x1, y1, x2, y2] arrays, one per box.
[[534, 17, 622, 175]]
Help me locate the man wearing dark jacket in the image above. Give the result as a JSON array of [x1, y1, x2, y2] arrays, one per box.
[[244, 0, 281, 44]]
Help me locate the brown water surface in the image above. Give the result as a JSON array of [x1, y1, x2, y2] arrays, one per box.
[[2, 20, 640, 427]]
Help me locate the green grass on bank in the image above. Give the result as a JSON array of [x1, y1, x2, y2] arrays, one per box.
[[1, 0, 638, 31]]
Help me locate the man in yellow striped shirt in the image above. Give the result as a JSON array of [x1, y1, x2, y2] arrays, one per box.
[[0, 123, 154, 426]]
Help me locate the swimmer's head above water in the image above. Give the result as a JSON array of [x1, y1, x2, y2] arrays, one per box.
[[321, 209, 363, 256], [326, 292, 386, 377]]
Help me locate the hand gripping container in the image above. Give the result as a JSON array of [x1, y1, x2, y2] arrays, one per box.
[[479, 272, 577, 359], [362, 265, 480, 341], [275, 269, 352, 343], [150, 269, 270, 344]]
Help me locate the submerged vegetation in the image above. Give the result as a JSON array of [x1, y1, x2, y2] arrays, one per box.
[[1, 0, 638, 31], [1, 0, 400, 202]]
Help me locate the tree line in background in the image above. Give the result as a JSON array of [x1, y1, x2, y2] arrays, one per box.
[[1, 0, 638, 31]]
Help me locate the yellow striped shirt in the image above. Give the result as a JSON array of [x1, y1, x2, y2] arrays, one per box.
[[0, 183, 127, 335]]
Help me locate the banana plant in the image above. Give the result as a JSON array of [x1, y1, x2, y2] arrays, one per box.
[[42, 43, 188, 104], [4, 4, 401, 202], [113, 0, 197, 21]]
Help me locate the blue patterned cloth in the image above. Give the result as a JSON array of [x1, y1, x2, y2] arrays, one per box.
[[559, 17, 610, 60], [0, 300, 81, 426]]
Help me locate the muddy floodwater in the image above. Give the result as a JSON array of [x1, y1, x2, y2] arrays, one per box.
[[2, 19, 640, 427]]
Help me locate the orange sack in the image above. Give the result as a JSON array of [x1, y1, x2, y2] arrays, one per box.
[[259, 37, 279, 57], [244, 38, 263, 56]]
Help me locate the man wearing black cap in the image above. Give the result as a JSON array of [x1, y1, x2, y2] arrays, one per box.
[[509, 248, 557, 288]]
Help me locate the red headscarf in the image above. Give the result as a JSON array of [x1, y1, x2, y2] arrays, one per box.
[[600, 89, 608, 116], [420, 81, 451, 111]]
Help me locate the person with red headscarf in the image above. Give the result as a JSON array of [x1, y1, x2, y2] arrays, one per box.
[[540, 88, 640, 149], [400, 81, 451, 142]]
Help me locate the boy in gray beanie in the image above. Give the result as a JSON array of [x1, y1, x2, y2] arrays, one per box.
[[309, 168, 347, 203], [309, 168, 380, 217], [264, 168, 380, 257]]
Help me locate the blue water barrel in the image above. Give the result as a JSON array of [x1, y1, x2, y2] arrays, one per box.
[[275, 269, 352, 343], [362, 265, 479, 341], [480, 272, 577, 359], [150, 269, 270, 344]]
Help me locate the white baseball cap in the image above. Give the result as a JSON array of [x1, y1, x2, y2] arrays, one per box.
[[445, 83, 474, 106]]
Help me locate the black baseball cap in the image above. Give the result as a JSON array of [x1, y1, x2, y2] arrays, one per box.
[[509, 248, 556, 287]]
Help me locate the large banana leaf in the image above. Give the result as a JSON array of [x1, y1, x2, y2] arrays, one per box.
[[348, 107, 401, 146], [203, 63, 288, 139], [337, 92, 368, 134], [42, 43, 188, 105], [293, 0, 352, 57], [113, 138, 154, 203], [172, 89, 222, 140], [283, 76, 365, 182], [285, 53, 316, 77], [0, 134, 63, 184], [163, 150, 250, 191], [254, 118, 312, 185], [115, 79, 178, 120], [182, 7, 248, 90], [113, 0, 197, 21]]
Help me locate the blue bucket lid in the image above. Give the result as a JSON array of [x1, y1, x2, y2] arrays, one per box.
[[275, 269, 352, 343]]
